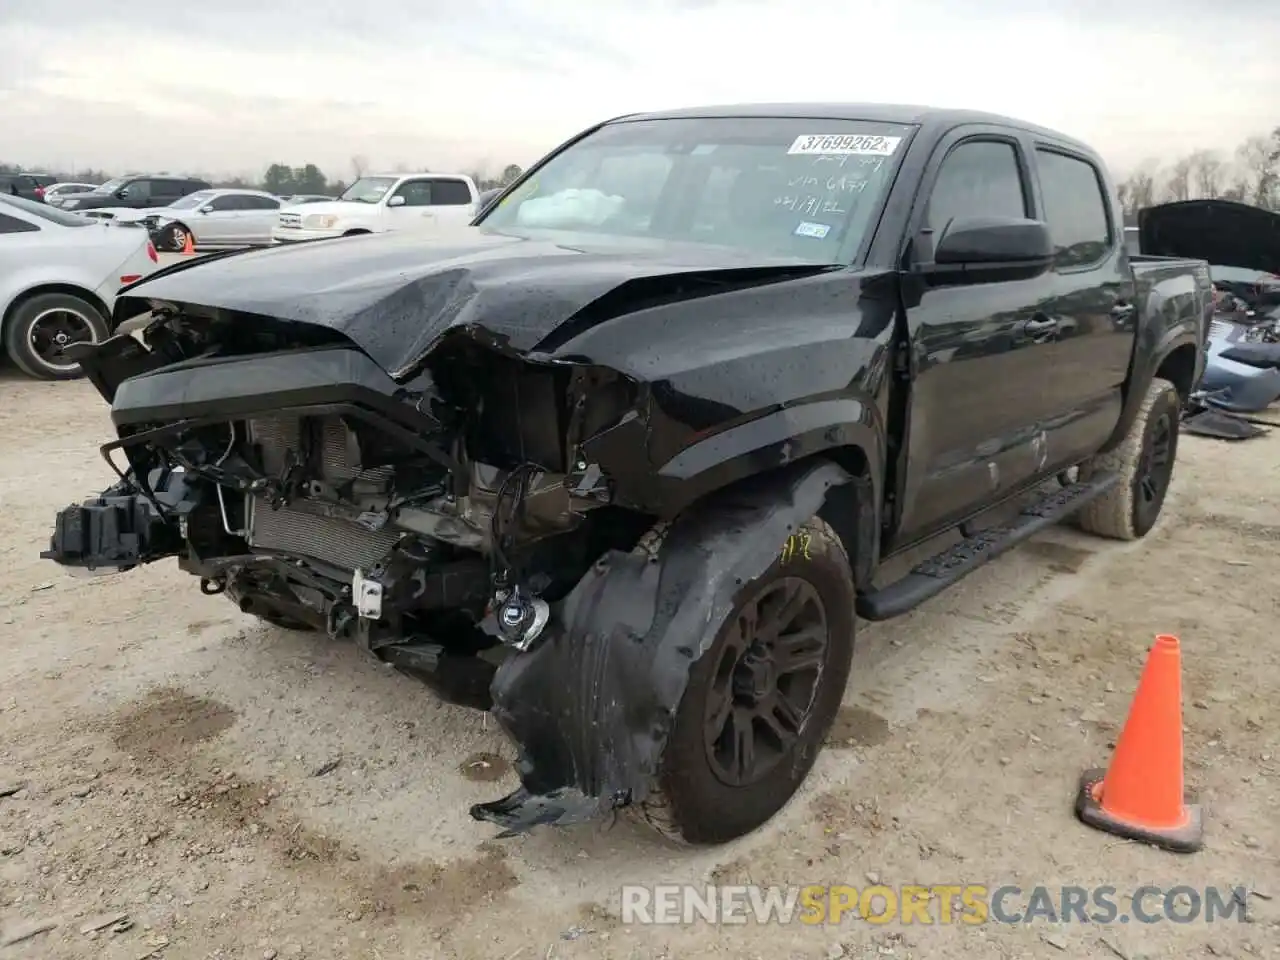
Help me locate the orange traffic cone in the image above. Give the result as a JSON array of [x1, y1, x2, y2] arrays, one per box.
[[1075, 634, 1203, 852], [182, 231, 194, 255]]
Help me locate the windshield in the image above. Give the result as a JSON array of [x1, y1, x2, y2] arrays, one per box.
[[477, 117, 914, 263], [95, 177, 127, 194], [339, 177, 398, 204], [169, 191, 215, 210], [0, 194, 93, 227]]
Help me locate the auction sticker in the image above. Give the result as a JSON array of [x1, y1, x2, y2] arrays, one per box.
[[787, 134, 902, 156]]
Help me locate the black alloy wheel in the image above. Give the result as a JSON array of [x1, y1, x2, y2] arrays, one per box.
[[3, 292, 110, 380], [702, 576, 829, 787], [638, 517, 856, 846], [1133, 409, 1175, 531]]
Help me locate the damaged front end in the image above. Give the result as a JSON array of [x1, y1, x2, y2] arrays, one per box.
[[42, 299, 857, 838], [45, 306, 655, 706]]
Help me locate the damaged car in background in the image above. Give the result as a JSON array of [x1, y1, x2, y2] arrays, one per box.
[[43, 103, 1209, 845], [1139, 198, 1280, 414]]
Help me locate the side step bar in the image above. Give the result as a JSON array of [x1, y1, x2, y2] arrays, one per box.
[[857, 471, 1119, 621]]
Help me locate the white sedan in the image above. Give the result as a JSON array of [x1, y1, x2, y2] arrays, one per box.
[[0, 195, 160, 380], [122, 189, 283, 252], [43, 182, 101, 208]]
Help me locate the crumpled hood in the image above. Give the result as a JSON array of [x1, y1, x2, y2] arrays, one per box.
[[1139, 199, 1280, 274], [115, 228, 826, 378]]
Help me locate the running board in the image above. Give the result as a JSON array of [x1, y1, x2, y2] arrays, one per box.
[[857, 471, 1119, 621]]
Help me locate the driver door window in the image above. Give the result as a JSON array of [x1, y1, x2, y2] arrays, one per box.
[[124, 180, 153, 204], [926, 141, 1027, 237], [209, 195, 250, 212], [392, 180, 434, 207]]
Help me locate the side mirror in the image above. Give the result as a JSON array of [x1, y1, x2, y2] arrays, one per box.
[[116, 188, 129, 199], [199, 205, 214, 214], [928, 216, 1054, 283], [387, 195, 406, 208]]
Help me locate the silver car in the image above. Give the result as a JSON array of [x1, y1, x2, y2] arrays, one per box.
[[0, 195, 160, 379], [43, 182, 101, 208], [134, 189, 283, 251]]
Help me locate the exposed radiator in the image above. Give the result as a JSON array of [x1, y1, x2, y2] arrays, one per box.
[[244, 415, 400, 572]]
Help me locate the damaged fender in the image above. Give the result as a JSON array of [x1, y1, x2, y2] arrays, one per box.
[[470, 458, 855, 835]]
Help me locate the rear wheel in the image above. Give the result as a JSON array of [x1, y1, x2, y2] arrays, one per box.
[[3, 292, 110, 381], [1076, 377, 1181, 540], [637, 518, 855, 845]]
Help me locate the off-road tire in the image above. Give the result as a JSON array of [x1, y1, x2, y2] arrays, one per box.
[[1075, 376, 1180, 541], [636, 517, 856, 845], [3, 292, 110, 380]]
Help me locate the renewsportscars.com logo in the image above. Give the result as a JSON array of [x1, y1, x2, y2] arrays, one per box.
[[620, 884, 1249, 926]]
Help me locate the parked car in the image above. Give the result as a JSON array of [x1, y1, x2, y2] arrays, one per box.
[[60, 175, 213, 217], [1137, 199, 1280, 411], [0, 173, 57, 202], [122, 189, 283, 251], [0, 195, 158, 379], [271, 173, 478, 242], [43, 183, 101, 208], [43, 103, 1210, 846]]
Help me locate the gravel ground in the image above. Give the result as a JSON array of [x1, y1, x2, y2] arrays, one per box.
[[0, 363, 1277, 960]]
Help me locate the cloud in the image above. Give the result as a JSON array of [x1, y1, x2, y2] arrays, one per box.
[[1, 0, 1277, 180]]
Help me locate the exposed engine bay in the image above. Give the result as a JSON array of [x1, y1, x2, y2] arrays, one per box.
[[45, 305, 656, 707]]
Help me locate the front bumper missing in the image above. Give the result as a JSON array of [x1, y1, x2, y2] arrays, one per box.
[[470, 459, 853, 836]]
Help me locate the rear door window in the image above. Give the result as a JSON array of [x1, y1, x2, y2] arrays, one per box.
[[150, 180, 185, 204], [1034, 149, 1113, 268], [428, 179, 475, 205]]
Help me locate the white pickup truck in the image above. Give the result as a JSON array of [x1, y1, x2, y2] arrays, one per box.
[[271, 173, 479, 243]]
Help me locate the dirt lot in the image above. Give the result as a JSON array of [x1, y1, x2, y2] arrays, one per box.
[[1, 369, 1277, 960]]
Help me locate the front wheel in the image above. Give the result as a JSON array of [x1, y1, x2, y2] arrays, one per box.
[[1075, 376, 1181, 540], [637, 517, 856, 845], [162, 222, 192, 252], [3, 292, 110, 380]]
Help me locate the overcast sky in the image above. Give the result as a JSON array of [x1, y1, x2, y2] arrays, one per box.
[[1, 0, 1277, 182]]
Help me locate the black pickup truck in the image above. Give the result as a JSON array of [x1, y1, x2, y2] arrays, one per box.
[[42, 103, 1210, 846]]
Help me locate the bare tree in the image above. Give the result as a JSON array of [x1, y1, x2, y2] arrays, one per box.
[[1164, 156, 1194, 202], [1187, 150, 1225, 198], [1119, 160, 1160, 214], [1115, 179, 1132, 216], [1235, 136, 1278, 208], [350, 154, 370, 180]]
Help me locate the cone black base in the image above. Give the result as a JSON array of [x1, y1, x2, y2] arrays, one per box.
[[1075, 769, 1204, 854]]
